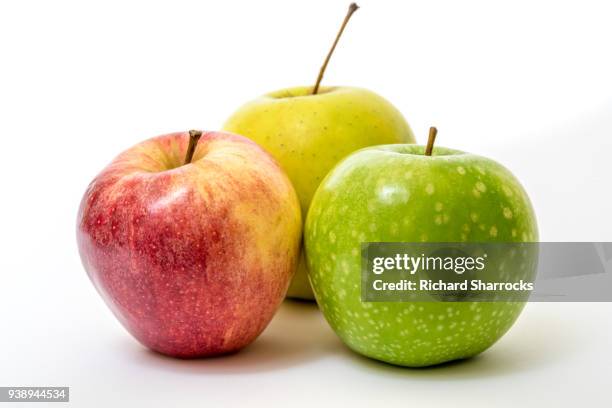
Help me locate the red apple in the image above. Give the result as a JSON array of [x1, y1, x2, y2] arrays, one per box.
[[77, 130, 302, 358]]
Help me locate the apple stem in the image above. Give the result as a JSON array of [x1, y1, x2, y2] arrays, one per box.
[[312, 3, 359, 95], [425, 127, 438, 156], [184, 130, 203, 165]]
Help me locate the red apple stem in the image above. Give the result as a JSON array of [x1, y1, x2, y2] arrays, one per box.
[[312, 3, 359, 95], [425, 127, 438, 156], [184, 130, 203, 165]]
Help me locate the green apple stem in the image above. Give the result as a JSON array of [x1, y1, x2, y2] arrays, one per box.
[[425, 127, 438, 156], [312, 3, 359, 95], [184, 130, 203, 165]]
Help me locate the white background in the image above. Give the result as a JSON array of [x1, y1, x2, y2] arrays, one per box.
[[1, 0, 611, 406]]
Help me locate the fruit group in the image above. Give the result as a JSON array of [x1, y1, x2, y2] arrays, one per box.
[[224, 86, 414, 298], [305, 143, 538, 366], [77, 131, 301, 358]]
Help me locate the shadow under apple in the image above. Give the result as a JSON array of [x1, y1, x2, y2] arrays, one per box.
[[120, 302, 580, 378], [126, 301, 344, 375], [338, 304, 581, 380]]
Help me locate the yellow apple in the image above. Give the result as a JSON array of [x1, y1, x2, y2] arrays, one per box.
[[223, 86, 414, 298]]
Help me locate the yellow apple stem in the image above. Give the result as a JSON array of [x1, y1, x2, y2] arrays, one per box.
[[184, 130, 203, 165], [425, 127, 438, 156], [312, 3, 360, 95]]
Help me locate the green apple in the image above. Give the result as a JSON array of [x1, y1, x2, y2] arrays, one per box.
[[304, 142, 538, 366], [223, 88, 414, 299]]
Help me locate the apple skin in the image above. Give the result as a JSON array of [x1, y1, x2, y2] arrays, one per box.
[[77, 131, 301, 358], [223, 86, 415, 299], [304, 144, 538, 367]]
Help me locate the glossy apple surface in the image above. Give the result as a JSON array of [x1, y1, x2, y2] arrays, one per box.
[[305, 144, 538, 366], [223, 86, 415, 298], [77, 131, 301, 358]]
